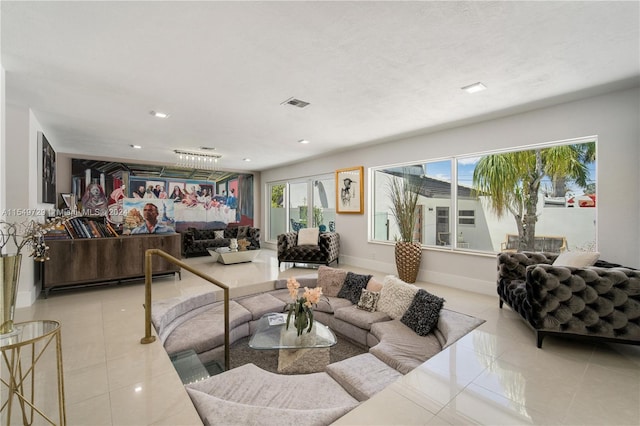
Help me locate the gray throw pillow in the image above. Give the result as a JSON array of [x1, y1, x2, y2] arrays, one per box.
[[317, 266, 347, 297], [400, 289, 445, 336], [214, 230, 224, 239], [338, 272, 372, 304]]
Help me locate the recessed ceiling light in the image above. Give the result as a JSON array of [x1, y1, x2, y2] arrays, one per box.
[[298, 139, 310, 144], [461, 82, 487, 94], [130, 144, 142, 149], [150, 110, 169, 118], [243, 158, 251, 162]]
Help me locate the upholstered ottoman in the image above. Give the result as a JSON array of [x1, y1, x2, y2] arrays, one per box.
[[185, 363, 359, 425], [326, 353, 402, 401]]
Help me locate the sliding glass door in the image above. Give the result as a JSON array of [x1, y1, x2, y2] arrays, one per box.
[[266, 174, 335, 243]]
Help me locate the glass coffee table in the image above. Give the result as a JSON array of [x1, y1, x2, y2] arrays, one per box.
[[207, 248, 261, 264], [249, 313, 337, 374]]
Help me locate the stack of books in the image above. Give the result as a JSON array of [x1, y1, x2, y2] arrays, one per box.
[[63, 217, 119, 239], [43, 224, 71, 240]]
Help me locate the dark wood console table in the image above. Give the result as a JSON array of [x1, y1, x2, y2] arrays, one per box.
[[43, 233, 181, 296]]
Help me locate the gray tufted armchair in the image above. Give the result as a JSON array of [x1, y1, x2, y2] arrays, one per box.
[[277, 231, 340, 267], [497, 251, 640, 348]]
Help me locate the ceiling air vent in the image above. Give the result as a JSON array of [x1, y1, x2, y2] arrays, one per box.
[[281, 97, 310, 108]]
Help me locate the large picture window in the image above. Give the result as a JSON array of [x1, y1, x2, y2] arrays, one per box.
[[371, 138, 597, 253]]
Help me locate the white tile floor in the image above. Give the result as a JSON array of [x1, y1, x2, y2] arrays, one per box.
[[6, 249, 640, 425]]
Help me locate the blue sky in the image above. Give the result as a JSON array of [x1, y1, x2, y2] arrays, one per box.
[[424, 158, 597, 195]]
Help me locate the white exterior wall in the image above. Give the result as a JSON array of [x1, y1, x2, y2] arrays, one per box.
[[261, 88, 640, 295], [479, 196, 597, 252]]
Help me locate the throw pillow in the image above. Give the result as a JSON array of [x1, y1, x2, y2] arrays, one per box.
[[237, 226, 250, 239], [338, 272, 373, 304], [317, 266, 347, 297], [297, 228, 319, 246], [357, 289, 380, 312], [377, 275, 420, 320], [214, 230, 224, 239], [400, 289, 445, 336], [553, 251, 600, 267], [366, 278, 383, 292]]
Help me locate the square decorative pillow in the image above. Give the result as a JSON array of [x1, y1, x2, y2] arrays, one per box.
[[297, 228, 319, 246], [338, 272, 373, 304], [214, 230, 224, 239], [376, 275, 420, 320], [317, 265, 347, 297], [552, 251, 600, 267], [400, 289, 445, 336], [357, 289, 380, 312], [366, 278, 383, 292]]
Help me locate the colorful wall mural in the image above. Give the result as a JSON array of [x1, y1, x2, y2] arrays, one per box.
[[71, 159, 254, 233]]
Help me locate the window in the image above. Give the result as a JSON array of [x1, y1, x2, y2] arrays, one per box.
[[370, 137, 597, 253], [458, 210, 475, 226], [268, 183, 285, 241], [372, 160, 451, 246]]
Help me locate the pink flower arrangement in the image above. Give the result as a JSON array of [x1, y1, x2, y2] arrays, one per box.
[[285, 278, 323, 336]]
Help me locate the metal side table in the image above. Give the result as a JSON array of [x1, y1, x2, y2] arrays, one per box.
[[1, 320, 65, 425]]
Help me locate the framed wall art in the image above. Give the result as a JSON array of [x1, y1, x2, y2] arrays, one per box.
[[40, 132, 56, 204], [336, 166, 364, 214]]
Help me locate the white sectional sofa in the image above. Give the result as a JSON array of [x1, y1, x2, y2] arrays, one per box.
[[151, 267, 484, 425]]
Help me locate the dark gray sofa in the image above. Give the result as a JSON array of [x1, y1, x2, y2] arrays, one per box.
[[497, 251, 640, 348], [182, 225, 260, 257]]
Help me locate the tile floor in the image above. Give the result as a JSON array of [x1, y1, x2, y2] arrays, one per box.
[[5, 249, 640, 425]]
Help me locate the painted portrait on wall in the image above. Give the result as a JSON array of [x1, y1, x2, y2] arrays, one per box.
[[122, 199, 175, 234]]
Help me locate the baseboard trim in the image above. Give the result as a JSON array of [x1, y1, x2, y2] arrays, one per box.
[[340, 254, 495, 296]]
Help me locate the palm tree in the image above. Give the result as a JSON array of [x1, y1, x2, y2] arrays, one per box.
[[472, 142, 594, 251]]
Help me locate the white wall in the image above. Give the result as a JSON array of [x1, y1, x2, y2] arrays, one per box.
[[261, 87, 640, 295], [4, 104, 58, 307], [0, 65, 5, 215]]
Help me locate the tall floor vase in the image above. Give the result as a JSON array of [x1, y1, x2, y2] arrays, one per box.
[[395, 242, 421, 283], [1, 254, 22, 334]]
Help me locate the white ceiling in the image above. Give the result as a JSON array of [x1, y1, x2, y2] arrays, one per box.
[[2, 1, 639, 172]]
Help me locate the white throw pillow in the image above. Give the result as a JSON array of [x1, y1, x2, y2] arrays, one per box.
[[297, 228, 319, 246], [377, 275, 420, 319], [552, 251, 600, 267]]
